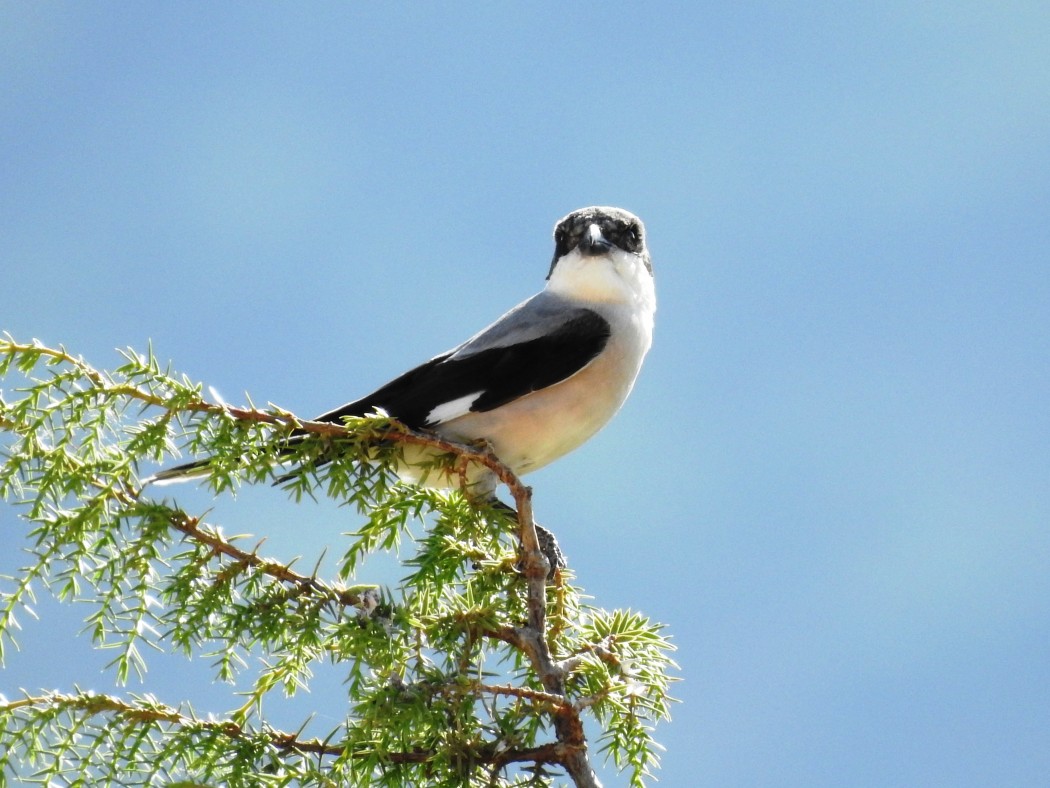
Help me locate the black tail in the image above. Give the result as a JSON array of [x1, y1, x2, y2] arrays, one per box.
[[144, 458, 213, 486], [145, 433, 330, 488]]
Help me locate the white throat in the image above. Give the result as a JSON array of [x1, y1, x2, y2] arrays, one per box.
[[546, 249, 656, 314]]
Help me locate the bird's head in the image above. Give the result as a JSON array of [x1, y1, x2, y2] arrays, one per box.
[[546, 206, 655, 310]]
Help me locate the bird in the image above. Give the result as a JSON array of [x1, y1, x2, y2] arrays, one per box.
[[149, 206, 656, 569]]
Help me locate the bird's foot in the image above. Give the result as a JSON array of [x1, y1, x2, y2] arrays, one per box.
[[487, 498, 566, 580], [532, 522, 566, 579]]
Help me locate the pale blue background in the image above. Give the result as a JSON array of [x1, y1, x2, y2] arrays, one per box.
[[3, 4, 1049, 786]]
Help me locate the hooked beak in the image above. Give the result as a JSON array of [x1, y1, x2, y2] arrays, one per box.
[[578, 223, 613, 256]]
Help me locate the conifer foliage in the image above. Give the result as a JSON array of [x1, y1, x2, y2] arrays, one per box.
[[0, 337, 676, 787]]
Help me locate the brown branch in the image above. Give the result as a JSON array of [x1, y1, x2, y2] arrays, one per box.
[[163, 509, 364, 609], [0, 691, 577, 770], [186, 414, 602, 784], [103, 470, 369, 616], [471, 681, 571, 711], [196, 414, 602, 784], [559, 636, 621, 675]]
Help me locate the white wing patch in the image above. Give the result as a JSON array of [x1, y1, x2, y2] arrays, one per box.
[[426, 391, 483, 425]]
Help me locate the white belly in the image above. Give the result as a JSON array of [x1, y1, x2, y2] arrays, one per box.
[[426, 306, 652, 488]]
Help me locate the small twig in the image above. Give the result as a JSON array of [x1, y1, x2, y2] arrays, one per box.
[[163, 510, 363, 609], [0, 691, 341, 756], [471, 682, 571, 712], [559, 636, 621, 674]]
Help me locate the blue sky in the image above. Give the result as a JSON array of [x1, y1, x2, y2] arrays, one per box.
[[3, 3, 1049, 785]]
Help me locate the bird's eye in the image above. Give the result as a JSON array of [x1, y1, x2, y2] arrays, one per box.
[[624, 224, 640, 250], [604, 220, 641, 253], [553, 223, 583, 259]]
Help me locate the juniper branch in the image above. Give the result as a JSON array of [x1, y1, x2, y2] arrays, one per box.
[[0, 338, 676, 786]]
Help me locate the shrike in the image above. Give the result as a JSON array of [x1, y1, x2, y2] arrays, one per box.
[[151, 206, 656, 566]]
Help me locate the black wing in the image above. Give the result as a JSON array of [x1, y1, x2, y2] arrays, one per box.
[[149, 310, 609, 485], [314, 309, 611, 428]]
